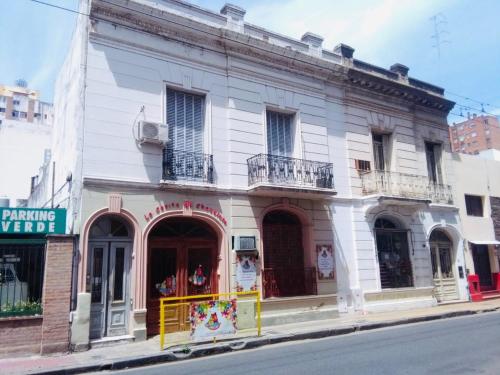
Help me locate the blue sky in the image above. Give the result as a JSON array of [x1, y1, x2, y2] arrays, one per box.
[[1, 0, 499, 124]]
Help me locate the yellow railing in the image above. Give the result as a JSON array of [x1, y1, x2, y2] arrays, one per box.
[[159, 290, 261, 350]]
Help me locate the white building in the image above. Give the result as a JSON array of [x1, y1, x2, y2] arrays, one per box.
[[0, 82, 53, 207], [451, 151, 500, 301], [31, 0, 466, 348]]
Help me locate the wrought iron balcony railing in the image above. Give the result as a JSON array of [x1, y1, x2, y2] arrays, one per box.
[[360, 170, 453, 204], [162, 149, 214, 184], [247, 153, 334, 190]]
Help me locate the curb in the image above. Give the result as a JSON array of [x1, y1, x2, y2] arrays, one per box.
[[30, 307, 500, 375]]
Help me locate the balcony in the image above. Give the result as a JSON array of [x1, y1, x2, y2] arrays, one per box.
[[247, 154, 335, 198], [360, 170, 453, 204], [162, 149, 214, 184]]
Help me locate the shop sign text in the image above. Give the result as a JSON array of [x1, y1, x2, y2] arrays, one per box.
[[0, 207, 67, 234], [144, 200, 227, 226]]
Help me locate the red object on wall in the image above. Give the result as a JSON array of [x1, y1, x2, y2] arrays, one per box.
[[492, 272, 500, 291], [467, 274, 483, 302]]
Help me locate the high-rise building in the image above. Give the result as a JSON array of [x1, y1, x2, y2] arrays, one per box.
[[449, 114, 500, 154]]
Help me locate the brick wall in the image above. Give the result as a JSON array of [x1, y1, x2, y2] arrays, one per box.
[[40, 235, 74, 354], [491, 196, 500, 240], [0, 317, 42, 357]]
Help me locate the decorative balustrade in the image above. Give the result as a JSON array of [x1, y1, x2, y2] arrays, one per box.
[[247, 154, 334, 190], [162, 149, 214, 184], [360, 170, 453, 204], [262, 267, 317, 298]]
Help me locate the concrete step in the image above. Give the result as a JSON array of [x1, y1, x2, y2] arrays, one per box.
[[90, 335, 135, 349], [261, 307, 339, 327]]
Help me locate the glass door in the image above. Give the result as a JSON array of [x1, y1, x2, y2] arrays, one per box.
[[89, 242, 131, 339], [89, 243, 108, 340], [106, 243, 131, 337], [431, 243, 458, 302]]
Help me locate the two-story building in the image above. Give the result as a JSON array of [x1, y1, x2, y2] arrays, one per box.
[[30, 0, 466, 350], [340, 61, 469, 311]]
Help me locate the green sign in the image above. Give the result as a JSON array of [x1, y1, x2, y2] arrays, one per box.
[[0, 207, 66, 234]]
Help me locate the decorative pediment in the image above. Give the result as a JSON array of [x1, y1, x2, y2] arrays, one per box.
[[367, 111, 395, 132]]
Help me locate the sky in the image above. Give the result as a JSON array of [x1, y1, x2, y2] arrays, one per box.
[[1, 0, 499, 124]]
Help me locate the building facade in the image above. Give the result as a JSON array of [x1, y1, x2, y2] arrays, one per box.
[[29, 0, 466, 350], [0, 82, 53, 207], [449, 115, 500, 154], [451, 150, 500, 301]]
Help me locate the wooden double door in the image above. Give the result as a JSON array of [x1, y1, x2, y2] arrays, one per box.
[[147, 238, 217, 336]]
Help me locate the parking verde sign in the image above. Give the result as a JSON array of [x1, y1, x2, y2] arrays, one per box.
[[0, 207, 66, 234]]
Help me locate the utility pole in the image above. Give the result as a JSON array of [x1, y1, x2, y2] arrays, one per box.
[[430, 13, 450, 59]]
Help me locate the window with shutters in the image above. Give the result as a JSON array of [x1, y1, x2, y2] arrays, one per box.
[[266, 111, 294, 157], [166, 88, 204, 153]]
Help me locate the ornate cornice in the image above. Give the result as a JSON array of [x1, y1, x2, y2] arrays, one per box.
[[347, 68, 455, 114]]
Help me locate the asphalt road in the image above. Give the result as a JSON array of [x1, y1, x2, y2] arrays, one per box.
[[101, 312, 500, 375]]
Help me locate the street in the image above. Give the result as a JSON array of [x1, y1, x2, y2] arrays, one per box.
[[101, 312, 500, 375]]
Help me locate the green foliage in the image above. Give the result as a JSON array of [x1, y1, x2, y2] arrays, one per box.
[[0, 300, 43, 317]]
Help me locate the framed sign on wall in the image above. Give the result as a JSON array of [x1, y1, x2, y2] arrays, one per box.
[[316, 244, 335, 280]]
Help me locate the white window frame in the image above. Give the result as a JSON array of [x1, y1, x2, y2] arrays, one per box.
[[162, 84, 210, 155], [263, 107, 301, 159]]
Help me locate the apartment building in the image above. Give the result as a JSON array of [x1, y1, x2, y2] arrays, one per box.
[[28, 0, 465, 350], [449, 114, 500, 154], [0, 81, 53, 207]]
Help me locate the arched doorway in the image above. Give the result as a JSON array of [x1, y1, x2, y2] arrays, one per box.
[[88, 215, 133, 339], [430, 229, 458, 301], [262, 210, 315, 298], [147, 217, 218, 336], [375, 217, 413, 289]]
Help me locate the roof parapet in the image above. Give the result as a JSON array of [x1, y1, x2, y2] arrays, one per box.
[[301, 32, 324, 57], [390, 63, 409, 83], [220, 3, 246, 32], [334, 43, 355, 66]]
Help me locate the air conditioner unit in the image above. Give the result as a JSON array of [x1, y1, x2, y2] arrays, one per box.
[[138, 121, 168, 145], [233, 235, 257, 252]]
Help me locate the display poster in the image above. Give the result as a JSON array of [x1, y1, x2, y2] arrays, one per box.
[[190, 300, 237, 340], [235, 254, 257, 292], [316, 244, 335, 280]]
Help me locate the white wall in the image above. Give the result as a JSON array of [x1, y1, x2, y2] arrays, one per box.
[[0, 119, 51, 206], [82, 20, 349, 196]]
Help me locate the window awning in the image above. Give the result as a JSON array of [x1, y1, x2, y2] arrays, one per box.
[[469, 240, 500, 245]]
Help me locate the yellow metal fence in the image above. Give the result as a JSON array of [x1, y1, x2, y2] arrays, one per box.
[[159, 291, 261, 350]]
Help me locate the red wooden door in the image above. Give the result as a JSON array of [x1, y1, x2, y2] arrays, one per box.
[[262, 211, 308, 298]]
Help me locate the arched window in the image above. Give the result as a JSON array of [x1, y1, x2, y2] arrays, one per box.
[[429, 229, 451, 243], [374, 218, 398, 230], [89, 216, 130, 238]]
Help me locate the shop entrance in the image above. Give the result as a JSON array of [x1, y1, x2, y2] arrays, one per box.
[[262, 210, 315, 298], [147, 218, 218, 336], [429, 230, 458, 302], [472, 244, 492, 287], [375, 218, 413, 289], [88, 216, 132, 340]]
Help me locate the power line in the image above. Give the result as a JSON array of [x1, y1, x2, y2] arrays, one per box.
[[28, 0, 500, 119], [29, 0, 88, 16]]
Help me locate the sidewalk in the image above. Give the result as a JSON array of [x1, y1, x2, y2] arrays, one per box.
[[2, 299, 500, 375]]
